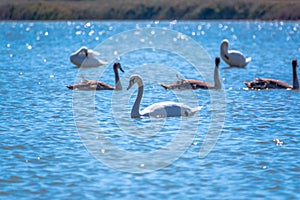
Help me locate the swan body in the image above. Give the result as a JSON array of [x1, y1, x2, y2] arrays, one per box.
[[140, 101, 201, 118], [67, 62, 124, 90], [70, 46, 107, 68], [220, 39, 252, 68], [160, 57, 221, 90], [127, 74, 202, 118], [244, 59, 299, 90]]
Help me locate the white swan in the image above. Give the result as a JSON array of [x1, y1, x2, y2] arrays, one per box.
[[70, 46, 107, 68], [127, 74, 203, 118], [220, 39, 252, 68]]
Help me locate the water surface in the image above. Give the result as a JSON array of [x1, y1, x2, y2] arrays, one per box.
[[0, 20, 300, 199]]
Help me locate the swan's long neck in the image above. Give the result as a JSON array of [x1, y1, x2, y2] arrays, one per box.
[[220, 42, 228, 56], [131, 78, 143, 118], [114, 67, 122, 90], [292, 66, 299, 90], [213, 66, 221, 89]]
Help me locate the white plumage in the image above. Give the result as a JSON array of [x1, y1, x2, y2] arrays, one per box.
[[70, 46, 107, 68], [220, 39, 251, 68], [127, 74, 202, 118]]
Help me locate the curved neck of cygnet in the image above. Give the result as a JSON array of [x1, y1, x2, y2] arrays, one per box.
[[292, 66, 299, 90], [114, 67, 122, 90], [131, 78, 143, 118], [213, 66, 221, 89]]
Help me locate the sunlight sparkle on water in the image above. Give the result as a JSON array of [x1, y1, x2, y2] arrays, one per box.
[[1, 21, 300, 200]]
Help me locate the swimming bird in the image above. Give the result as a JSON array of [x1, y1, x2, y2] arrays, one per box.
[[70, 46, 107, 68], [244, 59, 299, 90], [160, 57, 221, 90], [127, 74, 202, 118], [220, 39, 252, 68], [273, 139, 284, 146], [67, 62, 124, 90]]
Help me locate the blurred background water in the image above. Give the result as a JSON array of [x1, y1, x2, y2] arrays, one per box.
[[0, 20, 300, 199]]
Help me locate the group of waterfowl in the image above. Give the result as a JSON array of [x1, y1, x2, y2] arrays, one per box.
[[67, 39, 299, 118]]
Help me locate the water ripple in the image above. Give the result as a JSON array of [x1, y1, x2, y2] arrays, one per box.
[[0, 21, 300, 199]]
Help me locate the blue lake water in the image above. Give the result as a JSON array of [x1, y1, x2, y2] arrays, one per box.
[[1, 20, 300, 199]]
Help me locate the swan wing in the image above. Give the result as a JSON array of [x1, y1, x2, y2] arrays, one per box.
[[70, 53, 85, 66], [245, 78, 291, 90], [141, 101, 201, 118], [227, 50, 248, 67], [80, 57, 107, 67], [67, 80, 114, 90], [97, 59, 108, 66], [70, 47, 88, 66], [95, 82, 114, 90], [70, 48, 107, 67], [160, 80, 192, 90], [72, 46, 87, 55], [260, 78, 292, 89], [160, 79, 212, 90], [87, 50, 107, 65], [88, 49, 100, 56], [67, 81, 98, 90], [185, 80, 213, 89]]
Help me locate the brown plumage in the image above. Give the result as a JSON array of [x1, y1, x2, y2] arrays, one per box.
[[244, 59, 299, 90], [160, 57, 221, 90], [67, 62, 124, 91], [66, 79, 115, 90]]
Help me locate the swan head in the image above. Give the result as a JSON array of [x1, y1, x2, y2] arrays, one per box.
[[215, 57, 220, 67], [77, 46, 88, 56], [66, 85, 74, 90], [75, 47, 98, 57], [127, 75, 142, 90], [113, 62, 124, 72], [70, 47, 88, 66], [292, 59, 298, 69], [70, 46, 88, 57]]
